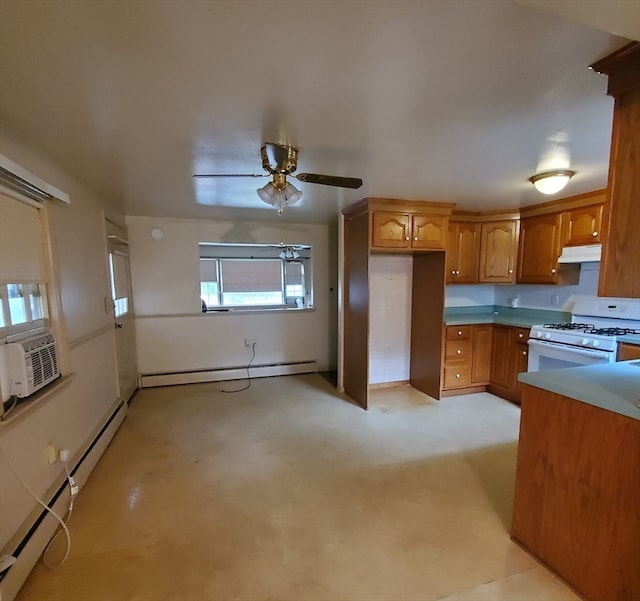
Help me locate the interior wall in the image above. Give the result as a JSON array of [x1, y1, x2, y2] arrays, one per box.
[[369, 254, 413, 384], [493, 262, 600, 310], [445, 284, 495, 307], [126, 215, 333, 374], [0, 130, 123, 557]]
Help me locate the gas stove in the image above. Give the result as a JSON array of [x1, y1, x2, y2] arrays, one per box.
[[529, 298, 640, 359]]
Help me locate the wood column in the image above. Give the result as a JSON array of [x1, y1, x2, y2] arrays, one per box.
[[590, 42, 640, 298]]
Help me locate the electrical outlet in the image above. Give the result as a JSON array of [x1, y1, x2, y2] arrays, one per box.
[[551, 294, 560, 306]]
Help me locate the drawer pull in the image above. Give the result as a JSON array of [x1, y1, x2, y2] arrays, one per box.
[[458, 330, 463, 336], [551, 268, 556, 274], [592, 231, 598, 237], [455, 374, 461, 378], [456, 349, 462, 355]]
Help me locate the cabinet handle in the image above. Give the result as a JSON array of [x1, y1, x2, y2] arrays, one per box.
[[405, 236, 410, 241], [456, 270, 460, 275], [522, 350, 527, 356], [592, 231, 598, 237], [551, 268, 556, 274], [451, 270, 456, 275], [508, 269, 513, 274], [455, 374, 461, 378], [518, 333, 523, 338], [457, 330, 463, 336], [456, 349, 462, 354], [414, 236, 418, 241]]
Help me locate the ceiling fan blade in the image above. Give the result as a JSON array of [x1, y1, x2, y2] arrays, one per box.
[[193, 173, 267, 179], [295, 173, 363, 189]]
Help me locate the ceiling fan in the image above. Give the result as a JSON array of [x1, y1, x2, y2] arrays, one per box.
[[193, 143, 363, 214]]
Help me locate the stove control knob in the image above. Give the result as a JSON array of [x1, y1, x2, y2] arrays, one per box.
[[593, 340, 600, 347], [581, 338, 590, 345], [537, 332, 543, 338], [545, 333, 552, 340]]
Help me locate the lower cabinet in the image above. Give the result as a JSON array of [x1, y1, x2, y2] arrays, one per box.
[[442, 324, 493, 392], [618, 342, 640, 361], [489, 325, 529, 404]]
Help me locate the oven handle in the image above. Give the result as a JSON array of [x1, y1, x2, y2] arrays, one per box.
[[527, 338, 613, 359]]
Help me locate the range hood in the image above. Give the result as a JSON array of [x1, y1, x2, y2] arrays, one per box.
[[557, 244, 602, 263]]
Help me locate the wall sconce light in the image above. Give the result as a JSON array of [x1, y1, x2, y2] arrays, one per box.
[[529, 169, 576, 195]]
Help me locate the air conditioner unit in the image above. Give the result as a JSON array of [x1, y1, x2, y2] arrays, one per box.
[[2, 332, 60, 398]]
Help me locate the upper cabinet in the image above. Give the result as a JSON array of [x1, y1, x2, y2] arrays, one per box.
[[565, 204, 603, 246], [371, 210, 448, 250], [359, 198, 454, 252], [446, 221, 480, 283], [517, 213, 564, 284], [478, 220, 519, 283]]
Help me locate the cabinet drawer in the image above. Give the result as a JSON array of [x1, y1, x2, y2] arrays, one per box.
[[445, 339, 472, 362], [446, 326, 472, 340], [444, 364, 472, 388]]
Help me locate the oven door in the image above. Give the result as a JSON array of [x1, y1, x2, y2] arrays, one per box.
[[527, 339, 614, 372]]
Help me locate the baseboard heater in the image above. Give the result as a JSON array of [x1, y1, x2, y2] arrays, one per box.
[[139, 360, 317, 388], [0, 400, 127, 601]]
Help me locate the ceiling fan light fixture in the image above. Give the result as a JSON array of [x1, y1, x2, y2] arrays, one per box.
[[257, 180, 302, 215], [528, 169, 576, 195], [278, 247, 300, 260]]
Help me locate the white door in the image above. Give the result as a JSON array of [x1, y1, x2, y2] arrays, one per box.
[[106, 221, 137, 402]]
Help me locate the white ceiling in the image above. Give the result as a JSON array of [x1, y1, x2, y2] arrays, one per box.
[[0, 1, 637, 225]]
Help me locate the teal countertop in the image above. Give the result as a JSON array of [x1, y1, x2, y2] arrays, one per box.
[[444, 306, 569, 329], [518, 361, 640, 420], [619, 334, 640, 345]]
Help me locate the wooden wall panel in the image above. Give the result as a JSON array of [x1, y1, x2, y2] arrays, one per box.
[[410, 252, 445, 398], [343, 212, 370, 408], [513, 385, 640, 600]]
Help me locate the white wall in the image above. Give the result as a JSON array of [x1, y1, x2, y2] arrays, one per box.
[[369, 255, 413, 384], [493, 263, 599, 310], [445, 284, 495, 307], [0, 131, 124, 559], [126, 216, 333, 374]]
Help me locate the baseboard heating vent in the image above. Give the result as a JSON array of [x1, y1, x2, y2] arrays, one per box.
[[140, 360, 317, 388]]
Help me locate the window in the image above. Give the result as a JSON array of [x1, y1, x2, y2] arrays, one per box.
[[198, 243, 312, 311], [0, 193, 50, 338]]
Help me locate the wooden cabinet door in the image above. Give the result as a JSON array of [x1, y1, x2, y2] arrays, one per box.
[[618, 343, 640, 361], [411, 214, 447, 250], [517, 213, 563, 284], [490, 326, 512, 389], [565, 204, 603, 246], [472, 325, 492, 383], [371, 212, 410, 248], [447, 222, 479, 283], [478, 221, 518, 283]]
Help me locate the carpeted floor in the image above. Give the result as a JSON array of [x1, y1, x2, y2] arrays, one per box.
[[16, 374, 579, 601]]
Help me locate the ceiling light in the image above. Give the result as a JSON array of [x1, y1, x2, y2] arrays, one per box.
[[257, 176, 302, 214], [278, 247, 300, 260], [528, 169, 576, 195]]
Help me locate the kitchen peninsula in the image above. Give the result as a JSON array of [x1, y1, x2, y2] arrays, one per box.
[[512, 362, 640, 601]]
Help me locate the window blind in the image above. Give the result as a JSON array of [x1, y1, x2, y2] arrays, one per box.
[[0, 193, 44, 283], [199, 258, 218, 282], [221, 259, 282, 292]]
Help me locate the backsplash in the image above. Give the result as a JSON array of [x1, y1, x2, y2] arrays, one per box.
[[447, 263, 600, 311]]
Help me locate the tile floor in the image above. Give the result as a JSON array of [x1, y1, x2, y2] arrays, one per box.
[[16, 375, 579, 601]]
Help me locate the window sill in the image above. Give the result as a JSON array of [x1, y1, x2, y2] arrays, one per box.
[[205, 306, 314, 315], [0, 374, 74, 428]]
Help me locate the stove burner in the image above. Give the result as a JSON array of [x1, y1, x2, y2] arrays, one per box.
[[584, 327, 640, 336], [543, 323, 595, 330]]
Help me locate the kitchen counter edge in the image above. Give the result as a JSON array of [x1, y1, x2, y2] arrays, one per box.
[[518, 361, 640, 420]]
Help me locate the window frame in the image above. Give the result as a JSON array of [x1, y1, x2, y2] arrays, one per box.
[[199, 243, 312, 313]]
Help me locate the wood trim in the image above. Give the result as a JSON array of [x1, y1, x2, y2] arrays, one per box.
[[451, 209, 520, 222], [360, 197, 455, 215], [618, 342, 640, 361], [590, 41, 640, 97], [410, 252, 445, 399], [440, 384, 487, 397], [520, 189, 606, 218], [343, 211, 370, 409], [368, 380, 410, 390]]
